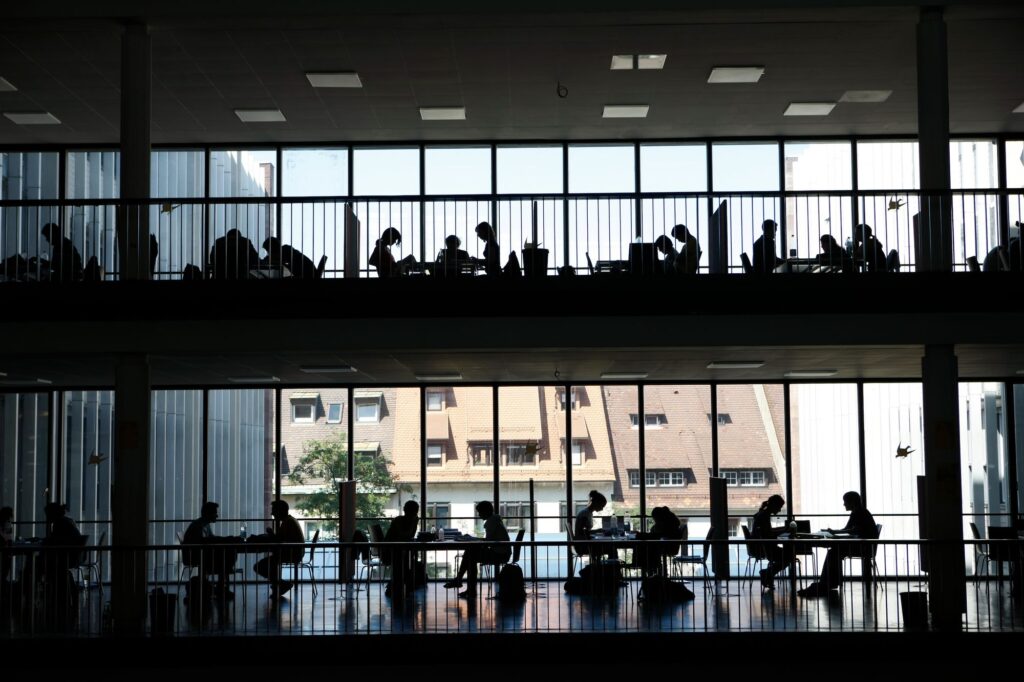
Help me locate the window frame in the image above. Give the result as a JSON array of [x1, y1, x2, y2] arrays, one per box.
[[291, 402, 315, 424], [326, 402, 343, 424]]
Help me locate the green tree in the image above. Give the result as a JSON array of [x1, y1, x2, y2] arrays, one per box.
[[288, 433, 404, 535]]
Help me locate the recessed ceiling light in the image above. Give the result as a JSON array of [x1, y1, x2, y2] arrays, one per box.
[[603, 104, 649, 118], [637, 54, 667, 70], [234, 109, 286, 123], [600, 372, 649, 380], [4, 112, 60, 125], [784, 102, 836, 116], [414, 373, 463, 382], [707, 67, 765, 84], [784, 370, 838, 378], [1016, 369, 1024, 375], [306, 72, 362, 88], [0, 377, 50, 385], [0, 77, 17, 92], [299, 365, 357, 374], [839, 90, 892, 103], [610, 55, 634, 70], [707, 360, 765, 369], [419, 107, 465, 121], [1014, 102, 1024, 114], [227, 376, 280, 384]]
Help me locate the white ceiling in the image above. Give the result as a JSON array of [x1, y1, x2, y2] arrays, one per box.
[[0, 5, 1022, 145]]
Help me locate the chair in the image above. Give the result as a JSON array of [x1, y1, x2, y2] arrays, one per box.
[[969, 521, 990, 576], [886, 249, 900, 272], [966, 256, 981, 273], [740, 253, 754, 274], [841, 523, 882, 585], [509, 527, 526, 566], [288, 528, 318, 597], [315, 255, 327, 279], [741, 524, 770, 579], [565, 521, 588, 577], [358, 524, 391, 588], [985, 525, 1020, 585], [672, 526, 714, 594], [176, 530, 198, 596], [73, 531, 105, 591]]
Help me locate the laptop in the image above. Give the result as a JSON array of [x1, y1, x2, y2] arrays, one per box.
[[601, 516, 612, 531], [585, 252, 595, 276], [628, 242, 658, 275], [783, 520, 811, 534]]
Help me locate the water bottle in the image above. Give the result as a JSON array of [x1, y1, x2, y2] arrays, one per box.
[[239, 522, 247, 541]]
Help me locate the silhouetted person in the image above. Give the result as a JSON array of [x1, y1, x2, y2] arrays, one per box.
[[435, 235, 471, 276], [799, 491, 878, 597], [654, 235, 679, 275], [443, 501, 510, 599], [383, 500, 421, 596], [40, 223, 83, 282], [853, 224, 888, 272], [369, 227, 416, 278], [751, 494, 797, 590], [982, 244, 1010, 272], [24, 502, 82, 629], [574, 490, 615, 561], [150, 234, 159, 276], [1009, 233, 1022, 272], [671, 224, 701, 275], [262, 236, 317, 279], [208, 228, 259, 280], [251, 500, 305, 599], [474, 221, 501, 276], [1, 506, 13, 584], [819, 234, 853, 273], [0, 254, 31, 280], [183, 501, 239, 600], [752, 220, 780, 273], [635, 506, 684, 576]]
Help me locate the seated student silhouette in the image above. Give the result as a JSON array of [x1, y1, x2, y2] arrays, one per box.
[[22, 502, 83, 628], [818, 234, 854, 273], [383, 500, 424, 596], [208, 228, 259, 280], [798, 491, 878, 598], [671, 224, 702, 274], [654, 235, 680, 275], [250, 500, 305, 599], [852, 224, 888, 272], [443, 501, 510, 599], [634, 506, 684, 576], [40, 223, 83, 282], [262, 236, 317, 279], [435, 235, 471, 276], [574, 490, 616, 562], [752, 220, 780, 273], [369, 227, 417, 278], [182, 501, 240, 601], [474, 221, 501, 276], [751, 494, 797, 590]]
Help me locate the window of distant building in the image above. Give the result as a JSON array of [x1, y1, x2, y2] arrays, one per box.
[[471, 444, 492, 466], [292, 403, 314, 424], [631, 469, 686, 487], [630, 413, 667, 428], [326, 403, 342, 424], [499, 501, 535, 531], [354, 393, 382, 422], [722, 470, 767, 487], [426, 390, 445, 411], [426, 502, 450, 526], [427, 442, 444, 466], [571, 440, 584, 466], [706, 413, 732, 425], [557, 388, 578, 411], [505, 443, 534, 466]]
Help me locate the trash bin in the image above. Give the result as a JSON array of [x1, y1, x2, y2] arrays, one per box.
[[899, 591, 928, 630], [149, 588, 177, 635]]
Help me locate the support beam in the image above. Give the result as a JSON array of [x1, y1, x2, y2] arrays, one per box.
[[111, 354, 151, 634], [119, 22, 152, 280], [921, 345, 965, 631]]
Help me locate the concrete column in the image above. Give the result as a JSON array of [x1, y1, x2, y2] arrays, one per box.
[[111, 354, 150, 634], [916, 7, 953, 272], [921, 345, 965, 631], [119, 22, 152, 280]]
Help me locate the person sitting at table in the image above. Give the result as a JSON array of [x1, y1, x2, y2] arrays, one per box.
[[250, 500, 305, 599], [654, 235, 679, 275], [383, 500, 425, 596], [818, 234, 854, 273], [852, 224, 888, 272], [40, 223, 83, 282], [22, 502, 83, 625], [208, 228, 259, 280], [183, 501, 239, 600], [752, 494, 797, 590], [435, 235, 471, 276], [574, 490, 617, 562], [261, 236, 317, 279], [798, 491, 878, 598], [474, 221, 502, 276], [443, 501, 510, 599], [369, 227, 417, 278], [752, 219, 780, 274], [634, 506, 684, 576], [672, 224, 702, 275]]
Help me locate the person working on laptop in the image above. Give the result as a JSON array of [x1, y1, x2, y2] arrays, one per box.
[[752, 494, 797, 590], [443, 501, 510, 599], [799, 491, 878, 597]]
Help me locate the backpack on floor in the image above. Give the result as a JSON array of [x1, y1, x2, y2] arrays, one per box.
[[496, 563, 526, 602], [639, 575, 694, 603]]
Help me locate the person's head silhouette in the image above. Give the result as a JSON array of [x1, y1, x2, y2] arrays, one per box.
[[44, 501, 66, 522], [654, 235, 674, 255], [262, 236, 281, 253], [762, 494, 786, 515], [475, 500, 494, 520], [444, 235, 461, 250], [201, 501, 219, 523], [40, 223, 61, 244], [842, 491, 863, 511], [762, 220, 777, 238], [379, 227, 402, 247], [588, 490, 607, 512], [475, 221, 496, 243], [270, 499, 290, 520], [854, 224, 872, 244], [670, 224, 691, 242], [403, 500, 419, 518]]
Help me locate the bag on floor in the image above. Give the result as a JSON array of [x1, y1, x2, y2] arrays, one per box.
[[496, 563, 526, 602], [640, 575, 694, 602]]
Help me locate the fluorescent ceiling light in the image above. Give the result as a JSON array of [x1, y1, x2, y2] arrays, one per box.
[[600, 372, 649, 380], [0, 378, 50, 385], [0, 77, 16, 92], [839, 90, 892, 103], [227, 376, 280, 384], [707, 360, 765, 369], [4, 112, 60, 125], [299, 365, 357, 374], [414, 373, 463, 382], [707, 67, 764, 84], [1014, 102, 1024, 114], [419, 107, 465, 121], [610, 55, 634, 70], [603, 104, 649, 118], [234, 109, 286, 123], [306, 72, 362, 88], [1016, 369, 1024, 375], [784, 102, 836, 116], [637, 54, 667, 70], [784, 370, 838, 378]]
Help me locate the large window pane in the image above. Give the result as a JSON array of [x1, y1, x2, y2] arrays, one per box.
[[497, 146, 563, 194], [61, 391, 114, 555], [280, 149, 349, 280], [950, 139, 998, 190], [353, 147, 419, 196], [568, 145, 635, 193], [640, 197, 708, 272], [567, 197, 636, 271], [151, 150, 205, 279], [425, 146, 490, 195], [494, 198, 563, 275], [1, 152, 60, 279], [640, 144, 707, 193], [282, 148, 348, 197], [784, 142, 852, 190], [0, 392, 51, 539], [209, 150, 276, 278], [712, 142, 779, 192], [66, 150, 119, 277], [856, 141, 919, 190], [1008, 141, 1024, 239], [568, 385, 618, 578]]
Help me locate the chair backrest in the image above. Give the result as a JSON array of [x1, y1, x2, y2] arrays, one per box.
[[370, 523, 384, 543], [305, 528, 320, 564], [510, 527, 526, 564], [966, 255, 981, 273], [988, 525, 1018, 561], [741, 524, 766, 560], [740, 252, 753, 274], [886, 249, 900, 272], [176, 530, 184, 544], [702, 527, 714, 561], [315, 254, 327, 279]]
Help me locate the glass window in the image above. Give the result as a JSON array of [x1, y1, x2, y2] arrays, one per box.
[[427, 443, 444, 466], [326, 403, 342, 424], [65, 150, 120, 277], [497, 146, 563, 194], [428, 387, 489, 541], [426, 502, 451, 527], [426, 390, 444, 411], [646, 471, 657, 487], [472, 444, 492, 466], [1, 151, 59, 200], [640, 144, 707, 192], [790, 384, 860, 522], [784, 142, 853, 190], [1007, 141, 1024, 188], [353, 147, 419, 196], [151, 149, 204, 199], [950, 139, 998, 190], [712, 143, 779, 191], [506, 443, 532, 466], [568, 145, 635, 193], [349, 388, 403, 538], [282, 147, 348, 196], [645, 414, 666, 428], [356, 400, 380, 423], [856, 141, 919, 190], [571, 440, 584, 466], [292, 403, 314, 423], [150, 390, 200, 550], [629, 470, 640, 487], [425, 146, 491, 195], [209, 149, 276, 197], [717, 385, 786, 519], [724, 471, 738, 486], [558, 388, 577, 411]]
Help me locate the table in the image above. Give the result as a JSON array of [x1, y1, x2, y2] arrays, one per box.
[[248, 265, 292, 279], [774, 258, 840, 274]]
